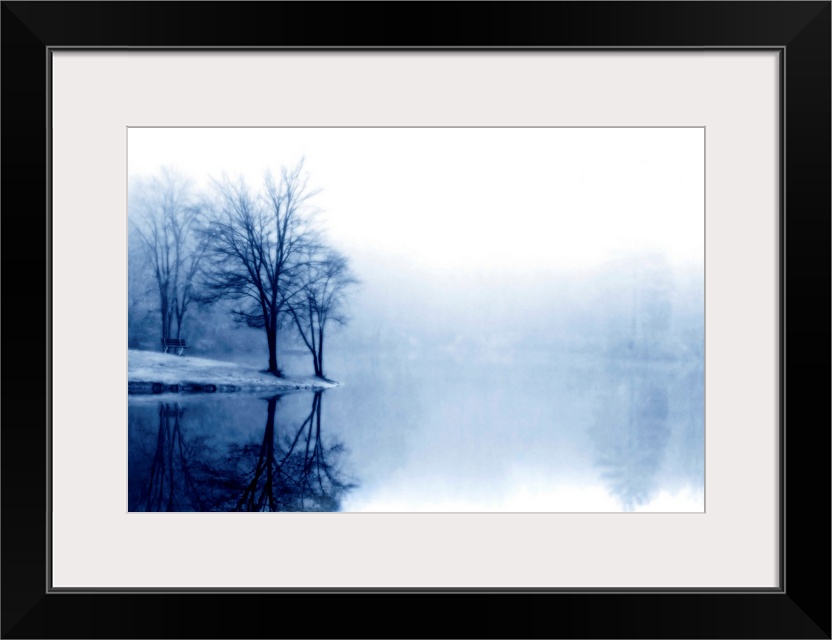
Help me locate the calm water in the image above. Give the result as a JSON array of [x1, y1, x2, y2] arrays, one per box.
[[128, 349, 704, 512]]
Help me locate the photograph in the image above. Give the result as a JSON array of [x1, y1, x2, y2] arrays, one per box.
[[127, 126, 705, 513], [4, 0, 829, 634]]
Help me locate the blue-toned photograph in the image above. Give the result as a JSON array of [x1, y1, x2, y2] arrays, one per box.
[[127, 127, 704, 512]]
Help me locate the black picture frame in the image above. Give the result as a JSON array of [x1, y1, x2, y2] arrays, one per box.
[[2, 2, 829, 638]]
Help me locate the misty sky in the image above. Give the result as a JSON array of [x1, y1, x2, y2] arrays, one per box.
[[128, 127, 704, 274]]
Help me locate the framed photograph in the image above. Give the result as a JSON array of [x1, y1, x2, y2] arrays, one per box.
[[3, 2, 829, 638]]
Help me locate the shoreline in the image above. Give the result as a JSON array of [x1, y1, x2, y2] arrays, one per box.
[[128, 349, 339, 395]]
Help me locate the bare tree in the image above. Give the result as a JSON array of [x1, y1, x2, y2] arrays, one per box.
[[130, 168, 206, 342], [199, 161, 318, 376], [127, 226, 158, 348], [288, 250, 358, 379]]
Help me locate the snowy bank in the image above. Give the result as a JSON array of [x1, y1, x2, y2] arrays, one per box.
[[128, 350, 338, 394]]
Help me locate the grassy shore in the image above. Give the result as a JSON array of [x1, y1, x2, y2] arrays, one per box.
[[128, 349, 338, 394]]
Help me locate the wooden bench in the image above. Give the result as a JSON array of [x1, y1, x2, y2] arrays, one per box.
[[161, 338, 188, 356]]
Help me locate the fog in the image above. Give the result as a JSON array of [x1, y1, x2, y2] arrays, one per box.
[[127, 127, 704, 512]]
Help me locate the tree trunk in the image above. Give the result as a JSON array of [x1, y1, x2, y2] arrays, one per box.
[[308, 311, 319, 377], [309, 320, 320, 377], [317, 327, 324, 378], [266, 322, 281, 376], [160, 307, 169, 342]]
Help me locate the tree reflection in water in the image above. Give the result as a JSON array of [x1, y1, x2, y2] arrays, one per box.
[[139, 403, 205, 511], [227, 392, 356, 512], [592, 370, 671, 511], [132, 391, 355, 512], [590, 252, 699, 511]]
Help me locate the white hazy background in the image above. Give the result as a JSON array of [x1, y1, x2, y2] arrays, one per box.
[[128, 127, 704, 273]]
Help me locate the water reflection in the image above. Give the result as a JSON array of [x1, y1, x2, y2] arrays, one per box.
[[141, 403, 205, 511], [591, 253, 703, 511], [228, 393, 356, 512], [592, 366, 672, 511], [130, 392, 356, 512]]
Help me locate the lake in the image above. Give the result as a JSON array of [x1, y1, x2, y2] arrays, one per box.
[[128, 348, 704, 512]]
